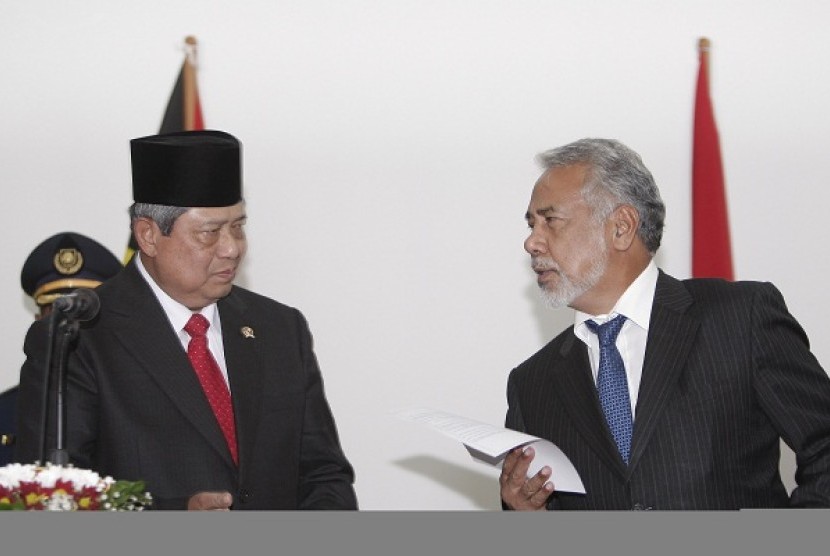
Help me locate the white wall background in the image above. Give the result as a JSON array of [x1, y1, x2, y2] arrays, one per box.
[[2, 0, 828, 509]]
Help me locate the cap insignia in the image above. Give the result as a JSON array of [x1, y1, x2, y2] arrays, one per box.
[[54, 248, 84, 275]]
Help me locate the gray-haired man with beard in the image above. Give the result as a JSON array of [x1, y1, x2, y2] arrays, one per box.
[[500, 138, 830, 510]]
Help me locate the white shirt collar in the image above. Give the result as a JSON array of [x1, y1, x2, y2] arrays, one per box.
[[134, 254, 219, 333], [574, 259, 659, 330]]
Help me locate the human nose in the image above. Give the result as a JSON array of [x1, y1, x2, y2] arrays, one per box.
[[524, 225, 547, 256], [217, 228, 244, 259]]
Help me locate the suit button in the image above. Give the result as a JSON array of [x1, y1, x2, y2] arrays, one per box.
[[239, 489, 252, 503]]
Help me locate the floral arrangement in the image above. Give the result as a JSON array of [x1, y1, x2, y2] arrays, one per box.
[[0, 462, 152, 511]]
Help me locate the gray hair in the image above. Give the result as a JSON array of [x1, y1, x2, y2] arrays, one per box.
[[129, 203, 188, 236], [536, 138, 665, 254]]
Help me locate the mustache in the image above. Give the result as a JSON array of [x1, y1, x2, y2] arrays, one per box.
[[531, 257, 559, 272]]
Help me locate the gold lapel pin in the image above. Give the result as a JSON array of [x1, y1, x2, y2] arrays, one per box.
[[241, 326, 255, 339]]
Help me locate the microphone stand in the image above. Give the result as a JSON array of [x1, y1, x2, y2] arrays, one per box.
[[38, 310, 81, 466]]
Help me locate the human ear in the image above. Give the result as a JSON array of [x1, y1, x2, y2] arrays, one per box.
[[611, 205, 639, 249], [132, 217, 160, 257]]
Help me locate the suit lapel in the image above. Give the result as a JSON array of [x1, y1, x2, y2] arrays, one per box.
[[106, 263, 237, 468], [217, 291, 265, 469], [552, 332, 629, 479], [627, 271, 699, 471]]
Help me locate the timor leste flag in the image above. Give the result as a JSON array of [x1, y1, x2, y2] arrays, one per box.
[[124, 36, 205, 264], [159, 36, 205, 134], [692, 37, 733, 280]]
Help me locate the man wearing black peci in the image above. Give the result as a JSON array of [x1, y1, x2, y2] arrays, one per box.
[[16, 130, 357, 510]]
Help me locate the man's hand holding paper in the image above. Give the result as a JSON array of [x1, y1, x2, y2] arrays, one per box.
[[397, 407, 585, 505]]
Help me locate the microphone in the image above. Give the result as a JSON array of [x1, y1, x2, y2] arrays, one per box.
[[52, 288, 101, 322], [40, 288, 100, 465]]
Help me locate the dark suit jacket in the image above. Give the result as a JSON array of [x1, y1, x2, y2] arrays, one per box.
[[15, 261, 357, 510], [506, 270, 830, 510]]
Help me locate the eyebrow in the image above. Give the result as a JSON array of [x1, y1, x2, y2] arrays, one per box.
[[524, 206, 557, 221], [201, 214, 248, 227]]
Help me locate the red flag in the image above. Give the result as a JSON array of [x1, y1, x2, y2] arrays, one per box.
[[692, 37, 733, 280], [124, 36, 205, 263]]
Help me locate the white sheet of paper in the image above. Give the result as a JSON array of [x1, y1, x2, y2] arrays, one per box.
[[397, 407, 585, 494]]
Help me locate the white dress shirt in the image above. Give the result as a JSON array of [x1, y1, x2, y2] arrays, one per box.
[[573, 260, 658, 419], [134, 254, 231, 389]]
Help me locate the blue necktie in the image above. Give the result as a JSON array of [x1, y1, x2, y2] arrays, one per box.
[[586, 315, 633, 464]]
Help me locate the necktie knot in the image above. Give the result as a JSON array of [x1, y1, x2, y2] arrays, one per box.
[[585, 314, 626, 346], [185, 313, 210, 338]]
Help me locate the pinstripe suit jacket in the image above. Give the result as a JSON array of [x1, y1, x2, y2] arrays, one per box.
[[506, 270, 830, 510], [15, 261, 357, 510]]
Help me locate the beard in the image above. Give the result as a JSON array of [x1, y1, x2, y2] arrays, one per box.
[[532, 237, 608, 309]]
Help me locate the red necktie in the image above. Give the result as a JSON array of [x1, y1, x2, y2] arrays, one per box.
[[184, 313, 238, 465]]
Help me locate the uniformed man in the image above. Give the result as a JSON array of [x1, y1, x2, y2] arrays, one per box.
[[0, 232, 122, 465]]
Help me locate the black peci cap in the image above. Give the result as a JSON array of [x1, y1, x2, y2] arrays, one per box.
[[130, 129, 242, 207], [21, 232, 123, 307]]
